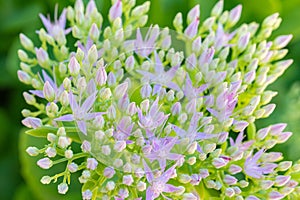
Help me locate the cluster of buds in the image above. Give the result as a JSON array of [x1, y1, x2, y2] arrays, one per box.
[[18, 0, 300, 199]]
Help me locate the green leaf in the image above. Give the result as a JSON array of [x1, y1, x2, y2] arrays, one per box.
[[25, 126, 81, 143]]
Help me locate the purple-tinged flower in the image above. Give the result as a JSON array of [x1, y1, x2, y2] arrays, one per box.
[[207, 82, 240, 122], [143, 161, 181, 200], [199, 47, 215, 66], [137, 52, 180, 92], [22, 117, 42, 129], [82, 189, 93, 200], [109, 0, 122, 21], [244, 149, 277, 179], [172, 112, 218, 146], [183, 74, 208, 100], [86, 158, 98, 170], [114, 117, 134, 141], [229, 131, 254, 152], [214, 24, 235, 50], [30, 70, 64, 101], [184, 18, 199, 38], [269, 191, 285, 200], [39, 6, 71, 41], [137, 98, 169, 131], [146, 137, 183, 170], [37, 158, 53, 169], [55, 92, 104, 135], [134, 27, 159, 57]]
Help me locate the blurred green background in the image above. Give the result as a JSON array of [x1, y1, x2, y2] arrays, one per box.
[[1, 0, 300, 199]]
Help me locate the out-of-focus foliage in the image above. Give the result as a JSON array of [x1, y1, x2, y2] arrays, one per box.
[[0, 0, 300, 199]]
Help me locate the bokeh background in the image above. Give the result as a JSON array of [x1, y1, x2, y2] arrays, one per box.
[[1, 0, 300, 199]]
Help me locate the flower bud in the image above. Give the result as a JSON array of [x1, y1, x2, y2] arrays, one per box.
[[211, 0, 223, 17], [81, 140, 91, 152], [89, 23, 100, 42], [109, 0, 122, 21], [137, 181, 146, 191], [114, 140, 126, 152], [68, 162, 78, 173], [87, 158, 98, 170], [68, 56, 80, 76], [26, 146, 39, 156], [41, 176, 52, 184], [103, 167, 115, 178], [35, 48, 49, 67], [17, 70, 31, 84], [123, 175, 134, 186], [45, 147, 56, 158], [22, 117, 42, 129], [20, 33, 34, 51], [102, 145, 111, 155], [37, 158, 53, 169], [58, 183, 68, 194], [88, 45, 98, 65], [65, 149, 73, 159]]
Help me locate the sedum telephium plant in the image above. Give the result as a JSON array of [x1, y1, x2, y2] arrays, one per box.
[[18, 0, 300, 199]]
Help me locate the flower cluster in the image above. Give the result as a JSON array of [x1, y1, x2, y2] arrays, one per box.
[[18, 0, 300, 199]]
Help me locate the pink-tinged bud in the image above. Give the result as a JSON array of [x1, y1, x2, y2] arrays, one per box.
[[142, 145, 152, 154], [192, 36, 202, 53], [43, 81, 55, 102], [186, 53, 197, 70], [184, 18, 199, 38], [187, 5, 200, 23], [20, 33, 34, 50], [134, 168, 145, 178], [118, 94, 129, 111], [273, 35, 293, 49], [270, 123, 286, 135], [212, 157, 228, 168], [114, 140, 126, 152], [286, 180, 298, 188], [96, 66, 107, 86], [87, 158, 98, 170], [199, 47, 215, 66], [45, 147, 56, 158], [232, 120, 249, 132], [182, 193, 197, 200], [211, 0, 223, 17], [103, 167, 115, 178], [89, 23, 100, 42], [224, 175, 238, 185], [58, 136, 71, 148], [190, 174, 201, 185], [82, 190, 93, 200], [269, 191, 285, 200], [275, 175, 291, 187], [171, 102, 181, 115], [217, 132, 228, 144], [113, 158, 123, 167], [123, 175, 134, 186], [262, 104, 276, 118], [238, 32, 250, 51], [246, 195, 259, 200], [244, 70, 256, 84], [102, 145, 111, 155], [228, 5, 242, 26], [141, 83, 152, 98], [275, 59, 293, 71], [276, 131, 292, 144], [23, 92, 36, 105], [26, 146, 39, 156], [109, 0, 122, 21], [68, 162, 78, 173], [81, 140, 91, 152], [68, 56, 80, 76], [37, 158, 53, 169], [137, 181, 146, 191], [22, 117, 42, 129], [35, 48, 49, 67], [229, 164, 242, 174], [127, 102, 137, 116], [58, 183, 68, 194], [107, 72, 116, 86], [256, 127, 270, 140], [260, 180, 274, 190], [17, 70, 31, 84], [125, 55, 135, 70], [225, 187, 235, 197], [87, 45, 98, 65], [199, 169, 209, 178]]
